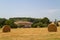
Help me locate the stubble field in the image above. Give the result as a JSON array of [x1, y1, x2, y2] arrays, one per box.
[[0, 27, 60, 40]]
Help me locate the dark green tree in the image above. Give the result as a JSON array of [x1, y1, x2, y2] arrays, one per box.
[[41, 17, 50, 24], [0, 18, 7, 28], [5, 20, 17, 28]]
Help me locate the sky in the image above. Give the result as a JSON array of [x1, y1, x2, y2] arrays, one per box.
[[0, 0, 60, 21]]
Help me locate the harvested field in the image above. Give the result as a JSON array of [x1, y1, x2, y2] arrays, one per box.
[[0, 27, 60, 40]]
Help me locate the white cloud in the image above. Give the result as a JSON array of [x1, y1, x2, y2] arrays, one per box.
[[47, 9, 57, 13], [39, 9, 59, 14]]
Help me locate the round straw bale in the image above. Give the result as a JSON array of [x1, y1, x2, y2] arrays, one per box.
[[48, 24, 57, 32], [2, 25, 11, 32]]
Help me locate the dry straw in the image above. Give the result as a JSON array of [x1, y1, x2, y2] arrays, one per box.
[[2, 25, 11, 32], [48, 23, 57, 32]]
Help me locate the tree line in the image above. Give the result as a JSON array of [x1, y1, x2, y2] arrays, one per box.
[[0, 17, 52, 28]]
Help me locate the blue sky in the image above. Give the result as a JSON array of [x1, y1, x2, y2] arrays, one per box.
[[0, 0, 60, 21]]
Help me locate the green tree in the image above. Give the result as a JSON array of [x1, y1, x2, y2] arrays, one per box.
[[41, 17, 50, 24], [0, 18, 7, 28], [5, 20, 17, 28]]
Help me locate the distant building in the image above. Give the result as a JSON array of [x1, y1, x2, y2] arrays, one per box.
[[14, 21, 33, 28]]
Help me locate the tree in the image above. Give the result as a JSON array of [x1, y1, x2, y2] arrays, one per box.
[[31, 23, 38, 28], [41, 17, 50, 24], [0, 18, 7, 28], [5, 20, 17, 28], [54, 19, 59, 26]]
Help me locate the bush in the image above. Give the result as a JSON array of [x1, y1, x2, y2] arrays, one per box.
[[5, 20, 18, 28], [32, 22, 48, 28], [10, 24, 18, 28], [31, 23, 38, 28], [39, 23, 48, 27]]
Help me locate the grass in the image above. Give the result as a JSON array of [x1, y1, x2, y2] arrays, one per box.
[[0, 27, 60, 40]]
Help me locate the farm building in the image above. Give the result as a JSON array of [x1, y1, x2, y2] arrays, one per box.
[[14, 21, 33, 28]]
